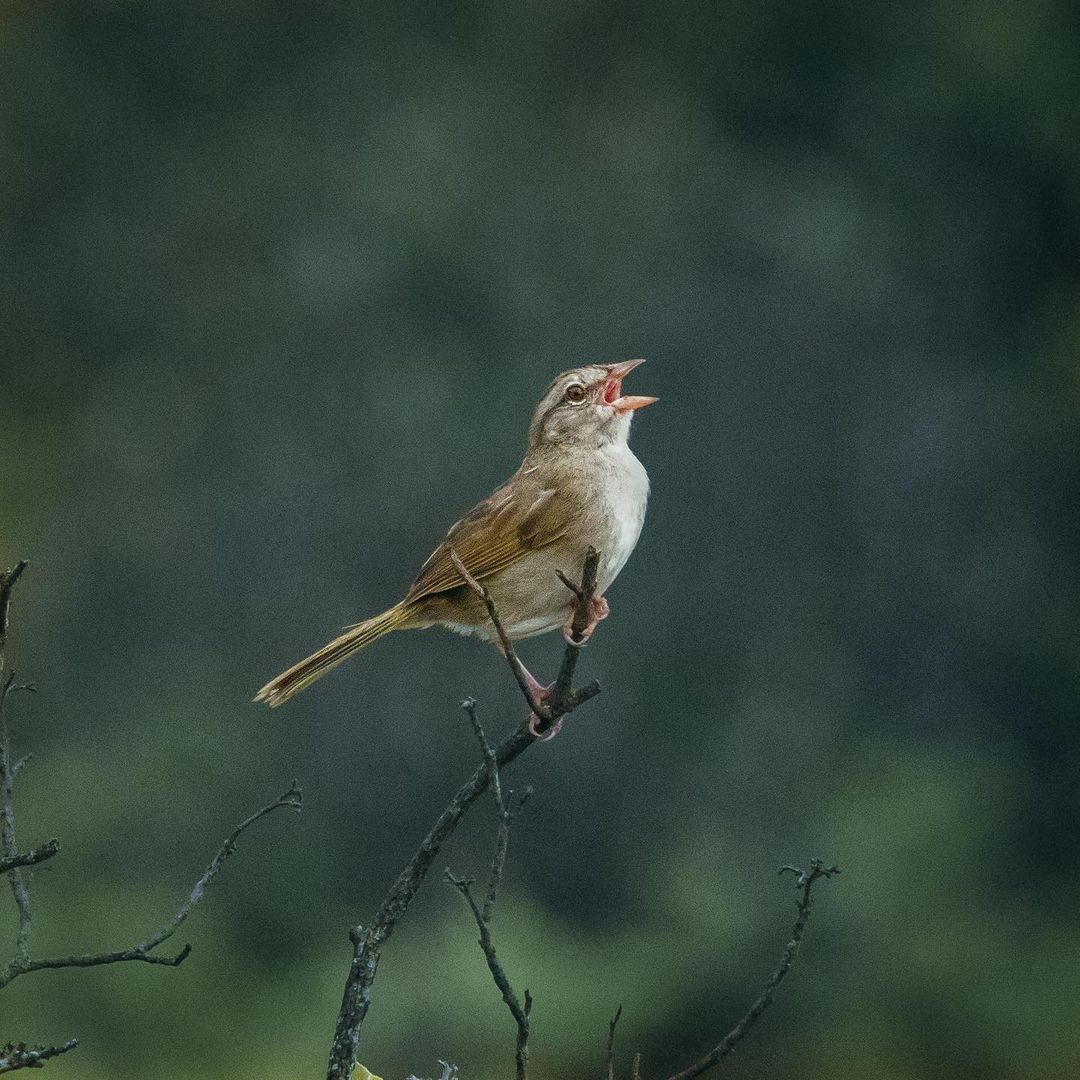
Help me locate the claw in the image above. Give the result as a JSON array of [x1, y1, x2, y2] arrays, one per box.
[[492, 640, 564, 741], [527, 712, 563, 741], [564, 594, 610, 645]]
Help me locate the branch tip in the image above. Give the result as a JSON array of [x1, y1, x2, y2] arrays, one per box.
[[660, 859, 838, 1080]]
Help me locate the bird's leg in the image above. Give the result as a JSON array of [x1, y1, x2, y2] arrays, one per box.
[[516, 659, 552, 704], [494, 641, 563, 741], [563, 594, 609, 646]]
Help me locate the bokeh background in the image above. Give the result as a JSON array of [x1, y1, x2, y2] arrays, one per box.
[[3, 2, 1079, 1078]]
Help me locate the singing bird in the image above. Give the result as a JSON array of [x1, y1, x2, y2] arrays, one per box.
[[256, 360, 656, 730]]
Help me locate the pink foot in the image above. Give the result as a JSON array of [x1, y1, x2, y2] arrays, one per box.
[[564, 594, 610, 645], [519, 677, 563, 741], [528, 708, 563, 741], [495, 644, 564, 740]]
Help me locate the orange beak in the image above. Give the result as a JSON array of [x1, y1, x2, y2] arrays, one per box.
[[601, 359, 658, 413]]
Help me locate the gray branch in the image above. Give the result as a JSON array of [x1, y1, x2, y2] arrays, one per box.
[[0, 1039, 78, 1074], [0, 783, 302, 988], [0, 562, 34, 971], [606, 1005, 623, 1080], [0, 560, 303, 1069], [446, 700, 532, 1080], [658, 860, 840, 1080], [325, 551, 605, 1080], [0, 838, 60, 877], [448, 547, 602, 731]]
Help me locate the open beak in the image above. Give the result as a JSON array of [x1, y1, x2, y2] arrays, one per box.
[[600, 359, 658, 413]]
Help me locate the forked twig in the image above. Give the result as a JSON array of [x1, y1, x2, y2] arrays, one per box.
[[0, 782, 302, 988], [326, 552, 605, 1080], [659, 861, 840, 1080], [446, 700, 532, 1079], [448, 549, 547, 719], [0, 561, 303, 1071], [448, 546, 601, 733]]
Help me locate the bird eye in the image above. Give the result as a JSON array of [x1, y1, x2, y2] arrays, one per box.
[[564, 383, 587, 403]]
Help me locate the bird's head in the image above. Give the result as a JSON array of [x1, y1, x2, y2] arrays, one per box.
[[527, 360, 657, 451]]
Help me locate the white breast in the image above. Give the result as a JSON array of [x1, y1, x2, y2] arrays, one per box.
[[593, 442, 650, 593]]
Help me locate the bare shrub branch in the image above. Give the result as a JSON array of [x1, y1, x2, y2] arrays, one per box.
[[606, 1005, 623, 1080], [325, 551, 604, 1080], [0, 560, 303, 1069], [0, 783, 303, 988], [0, 837, 59, 876], [0, 1039, 78, 1074], [449, 547, 602, 730], [1, 562, 37, 972], [657, 860, 840, 1080], [446, 700, 532, 1080]]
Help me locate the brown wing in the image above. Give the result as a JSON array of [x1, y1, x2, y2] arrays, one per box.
[[405, 481, 572, 602]]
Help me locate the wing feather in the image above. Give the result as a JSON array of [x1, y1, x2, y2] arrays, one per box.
[[405, 483, 571, 602]]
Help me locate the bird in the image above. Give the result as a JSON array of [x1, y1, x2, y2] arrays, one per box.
[[255, 359, 656, 731]]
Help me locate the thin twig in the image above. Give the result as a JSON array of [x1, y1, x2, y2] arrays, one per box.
[[461, 699, 511, 924], [606, 1004, 623, 1080], [660, 860, 840, 1080], [449, 546, 601, 732], [0, 563, 33, 970], [448, 549, 548, 719], [0, 783, 302, 989], [0, 562, 28, 666], [326, 552, 603, 1080], [0, 838, 60, 876], [0, 560, 301, 1075], [446, 869, 532, 1079], [0, 1038, 78, 1073], [447, 701, 531, 1078], [549, 547, 601, 711]]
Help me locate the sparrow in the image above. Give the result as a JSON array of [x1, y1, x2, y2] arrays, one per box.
[[255, 359, 656, 729]]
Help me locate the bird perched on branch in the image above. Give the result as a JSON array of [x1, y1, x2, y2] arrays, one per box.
[[256, 360, 656, 726]]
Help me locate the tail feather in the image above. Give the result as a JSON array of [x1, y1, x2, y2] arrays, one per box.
[[255, 603, 412, 706]]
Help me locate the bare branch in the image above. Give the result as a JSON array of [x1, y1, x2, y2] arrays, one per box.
[[0, 560, 302, 1075], [606, 1005, 623, 1080], [559, 546, 602, 646], [326, 552, 603, 1080], [448, 549, 548, 719], [461, 699, 512, 924], [549, 547, 602, 711], [443, 871, 533, 1080], [660, 860, 840, 1080], [0, 561, 29, 665], [0, 562, 34, 970], [0, 783, 302, 988], [446, 701, 532, 1078], [0, 838, 60, 876], [0, 1039, 77, 1073]]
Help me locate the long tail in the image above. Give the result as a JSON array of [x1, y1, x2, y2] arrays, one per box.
[[255, 602, 414, 706]]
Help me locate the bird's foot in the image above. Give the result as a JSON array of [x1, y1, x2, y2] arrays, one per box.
[[517, 669, 564, 741], [563, 594, 610, 646], [527, 705, 563, 741], [498, 647, 564, 740]]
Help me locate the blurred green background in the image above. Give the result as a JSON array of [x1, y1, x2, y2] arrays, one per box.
[[3, 2, 1079, 1077]]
